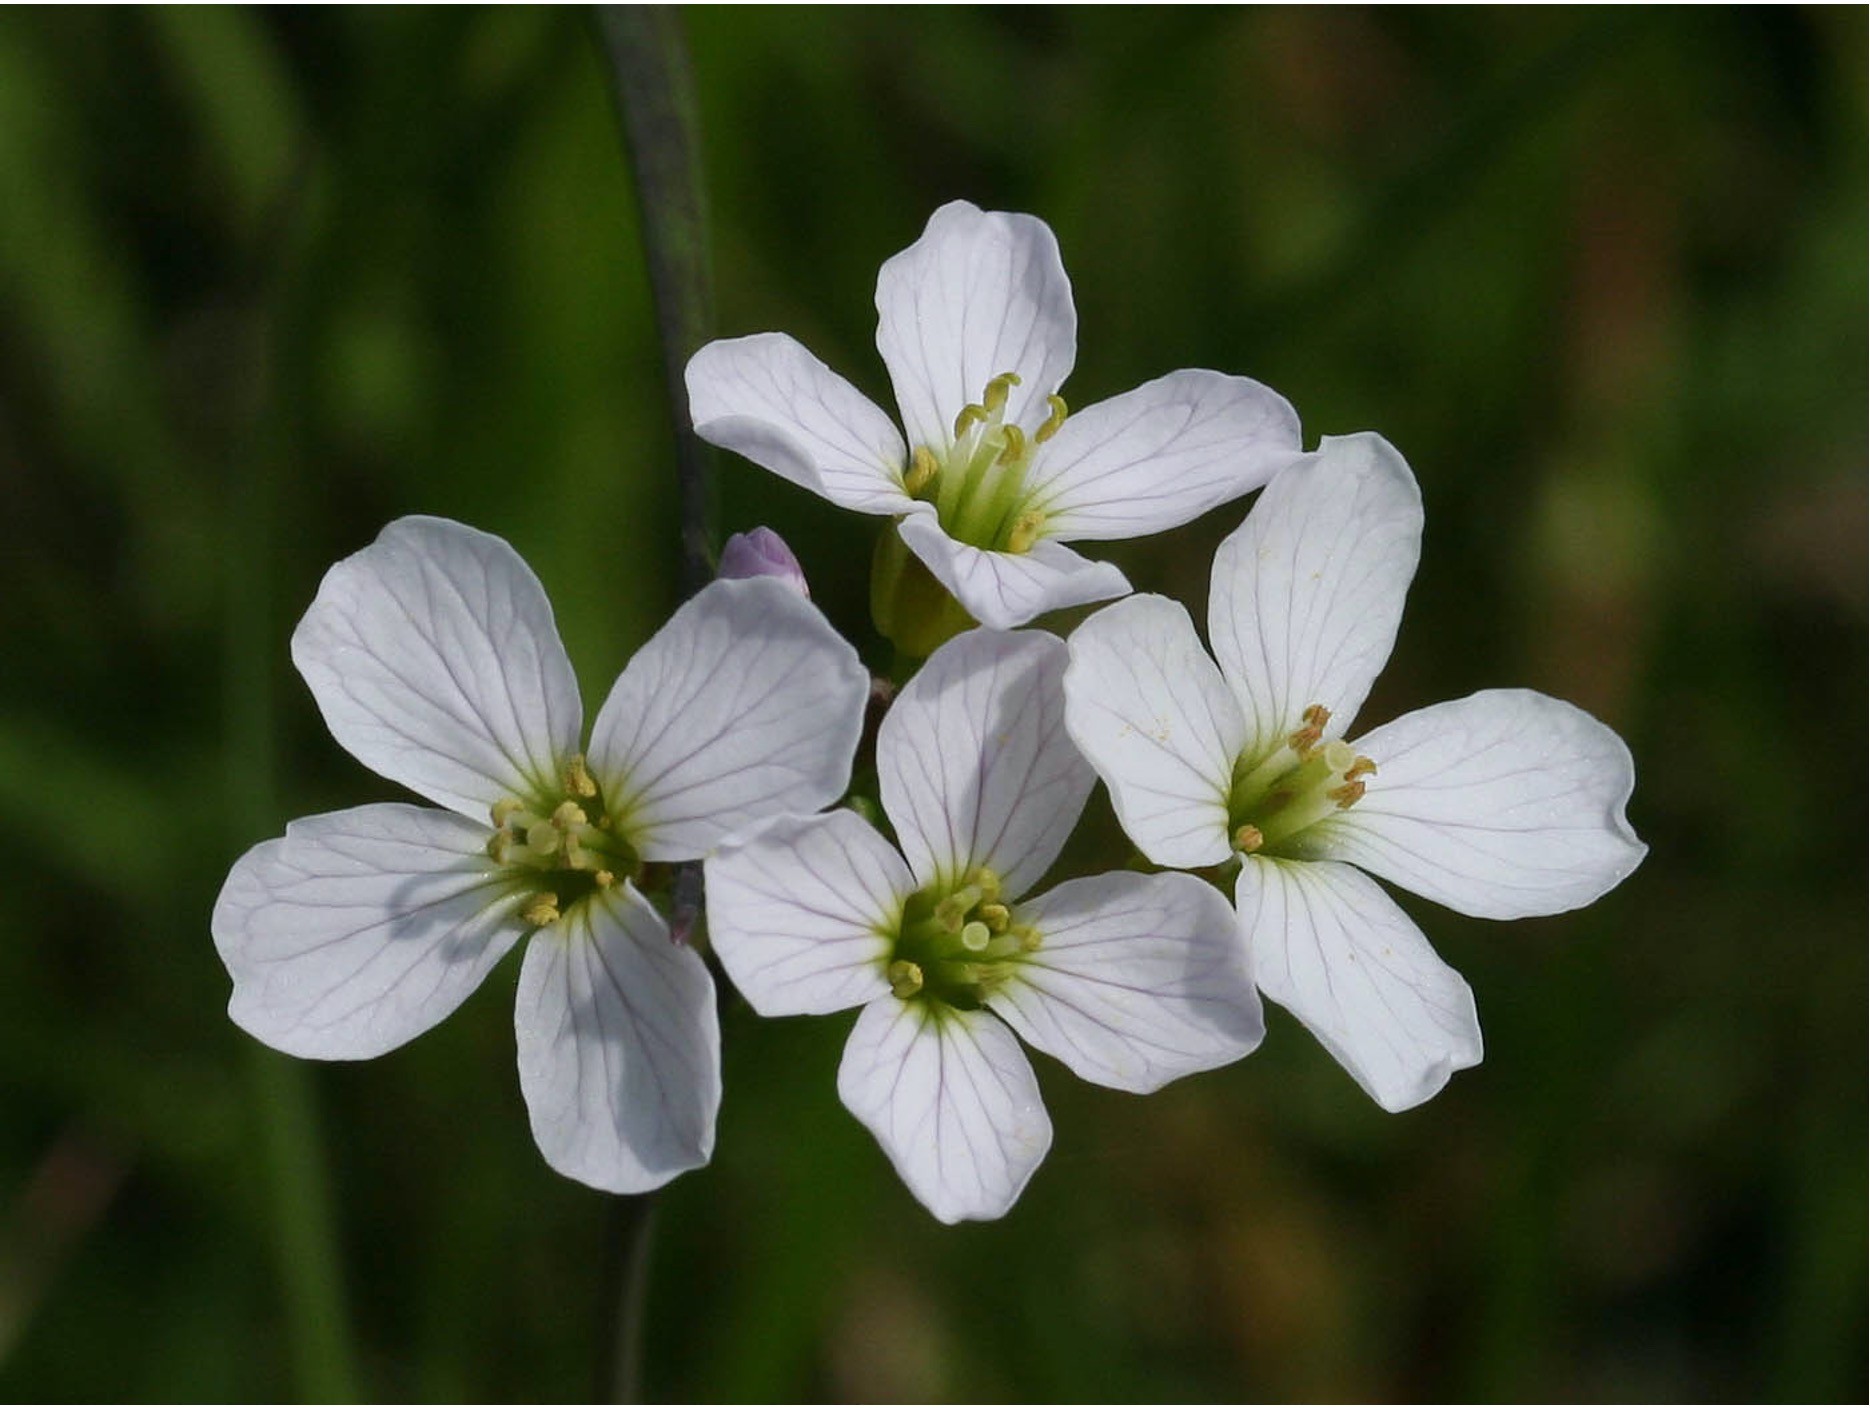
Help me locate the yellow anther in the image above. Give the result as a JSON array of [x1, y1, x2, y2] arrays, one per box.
[[979, 902, 1010, 933], [594, 869, 616, 889], [491, 798, 524, 828], [1034, 393, 1068, 444], [1328, 779, 1367, 810], [981, 371, 1021, 412], [1302, 703, 1332, 730], [905, 445, 940, 496], [1012, 923, 1042, 953], [1344, 756, 1378, 783], [551, 800, 588, 830], [1234, 823, 1264, 854], [888, 959, 925, 1000], [969, 868, 1002, 903], [1006, 511, 1046, 554], [520, 892, 561, 927], [935, 884, 984, 931], [562, 754, 598, 799], [526, 820, 561, 856], [486, 830, 512, 864], [996, 424, 1027, 465], [960, 921, 991, 953], [954, 403, 989, 438]]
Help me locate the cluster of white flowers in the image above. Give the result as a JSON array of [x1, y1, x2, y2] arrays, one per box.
[[215, 202, 1645, 1222]]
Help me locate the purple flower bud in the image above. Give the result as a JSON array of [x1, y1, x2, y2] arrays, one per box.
[[716, 526, 810, 598]]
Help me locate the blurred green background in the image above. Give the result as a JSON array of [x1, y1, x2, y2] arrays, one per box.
[[0, 6, 1862, 1401]]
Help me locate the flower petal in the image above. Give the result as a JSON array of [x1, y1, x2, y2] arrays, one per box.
[[291, 516, 584, 819], [878, 627, 1093, 897], [986, 872, 1263, 1093], [1300, 689, 1647, 920], [837, 997, 1051, 1224], [686, 332, 913, 515], [874, 200, 1076, 452], [897, 511, 1129, 631], [1237, 856, 1482, 1112], [514, 880, 720, 1193], [1026, 370, 1303, 542], [589, 577, 868, 862], [212, 804, 523, 1059], [1062, 594, 1245, 868], [1209, 433, 1422, 760], [705, 810, 911, 1017]]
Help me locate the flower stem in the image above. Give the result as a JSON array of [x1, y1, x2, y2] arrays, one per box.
[[594, 2, 718, 596], [590, 7, 717, 1400]]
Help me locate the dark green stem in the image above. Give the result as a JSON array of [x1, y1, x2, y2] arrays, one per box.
[[590, 7, 719, 1400]]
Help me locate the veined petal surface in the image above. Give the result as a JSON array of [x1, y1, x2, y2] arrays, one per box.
[[837, 997, 1052, 1224], [1210, 433, 1422, 760], [1303, 689, 1647, 920], [1237, 857, 1481, 1113], [1028, 370, 1302, 542], [213, 804, 523, 1060], [686, 333, 913, 515], [514, 880, 720, 1194], [589, 577, 868, 862], [1063, 594, 1245, 869], [291, 516, 583, 819], [706, 810, 910, 1017], [875, 200, 1076, 451], [897, 511, 1129, 631], [878, 628, 1093, 898], [987, 872, 1263, 1093]]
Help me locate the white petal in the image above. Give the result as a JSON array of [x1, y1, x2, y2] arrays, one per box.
[[705, 810, 911, 1016], [1062, 594, 1244, 868], [897, 511, 1129, 631], [1237, 857, 1482, 1113], [1209, 433, 1422, 759], [986, 872, 1263, 1094], [837, 997, 1051, 1224], [874, 200, 1076, 452], [212, 804, 523, 1059], [1026, 370, 1303, 542], [686, 332, 913, 515], [878, 627, 1093, 897], [291, 516, 582, 820], [1301, 689, 1647, 920], [589, 577, 868, 862], [514, 881, 720, 1193]]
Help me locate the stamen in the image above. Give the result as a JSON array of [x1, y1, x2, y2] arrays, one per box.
[[1006, 511, 1046, 554], [486, 831, 512, 864], [520, 892, 561, 927], [1328, 779, 1366, 809], [981, 371, 1021, 413], [1035, 393, 1068, 444], [1345, 756, 1377, 782], [551, 801, 588, 830], [954, 403, 989, 438], [594, 869, 616, 889], [1012, 923, 1042, 953], [934, 884, 984, 931], [905, 445, 940, 496], [888, 959, 925, 1000], [996, 425, 1026, 465], [491, 798, 524, 828], [969, 868, 1003, 903], [1288, 703, 1332, 758], [1234, 823, 1264, 854], [959, 921, 991, 953], [978, 902, 1010, 933], [562, 755, 598, 800]]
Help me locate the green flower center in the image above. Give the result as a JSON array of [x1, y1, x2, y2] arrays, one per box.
[[486, 753, 641, 926], [902, 371, 1068, 554], [1227, 704, 1377, 857], [884, 865, 1039, 1009]]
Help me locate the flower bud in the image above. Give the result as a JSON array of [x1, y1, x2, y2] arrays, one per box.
[[717, 527, 810, 598]]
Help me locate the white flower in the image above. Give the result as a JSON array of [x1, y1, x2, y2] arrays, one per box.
[[1063, 434, 1647, 1112], [685, 199, 1302, 633], [212, 516, 869, 1192], [704, 628, 1263, 1223]]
